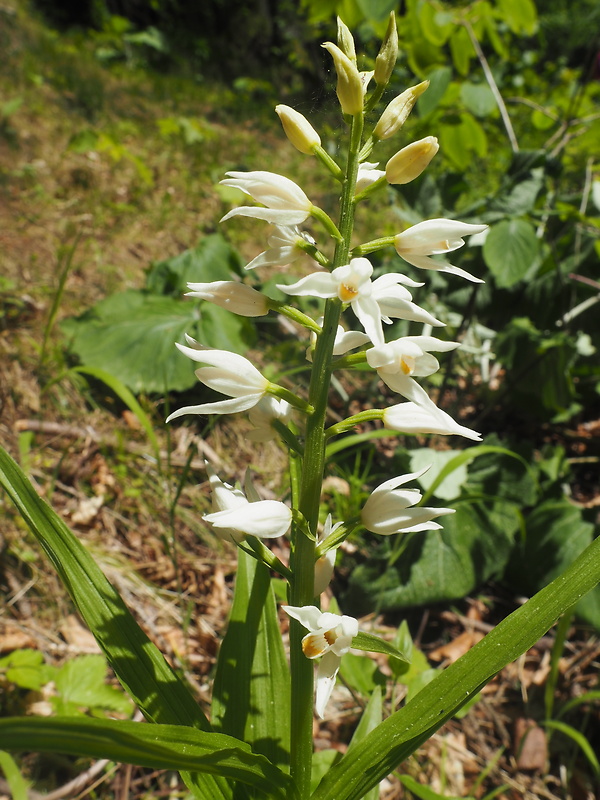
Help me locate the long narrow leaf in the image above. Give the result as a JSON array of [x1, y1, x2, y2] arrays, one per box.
[[212, 549, 291, 770], [311, 535, 600, 800], [0, 718, 299, 799], [542, 720, 600, 775], [0, 446, 231, 799]]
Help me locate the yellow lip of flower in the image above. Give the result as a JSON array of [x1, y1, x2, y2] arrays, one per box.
[[339, 282, 359, 302]]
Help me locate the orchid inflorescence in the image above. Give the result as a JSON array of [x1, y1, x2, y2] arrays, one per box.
[[167, 15, 486, 729]]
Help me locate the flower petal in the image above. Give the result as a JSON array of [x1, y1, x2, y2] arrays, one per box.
[[277, 272, 338, 298], [398, 252, 484, 284], [283, 605, 323, 631], [315, 651, 341, 718], [221, 206, 310, 226], [204, 500, 292, 538], [166, 394, 265, 422]]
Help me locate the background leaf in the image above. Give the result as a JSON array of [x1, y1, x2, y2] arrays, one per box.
[[483, 219, 540, 288]]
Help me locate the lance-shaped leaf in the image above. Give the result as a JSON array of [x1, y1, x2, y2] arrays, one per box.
[[0, 447, 231, 800], [212, 549, 291, 771], [311, 535, 600, 800], [0, 718, 298, 800]]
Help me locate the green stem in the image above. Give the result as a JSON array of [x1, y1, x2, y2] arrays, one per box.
[[325, 409, 384, 438], [289, 112, 364, 798], [351, 235, 396, 257], [268, 383, 314, 415]]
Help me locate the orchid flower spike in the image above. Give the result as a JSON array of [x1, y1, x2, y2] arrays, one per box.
[[166, 337, 269, 421], [394, 218, 487, 283], [220, 171, 312, 226], [244, 225, 315, 271], [283, 605, 358, 717], [203, 464, 292, 541], [361, 468, 455, 535]]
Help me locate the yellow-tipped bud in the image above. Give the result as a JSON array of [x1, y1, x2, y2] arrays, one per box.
[[275, 105, 321, 155], [336, 16, 356, 63], [322, 42, 364, 116], [374, 12, 398, 86], [373, 80, 430, 140], [385, 136, 439, 184]]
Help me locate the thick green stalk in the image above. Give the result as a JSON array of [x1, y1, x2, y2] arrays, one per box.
[[289, 112, 364, 797]]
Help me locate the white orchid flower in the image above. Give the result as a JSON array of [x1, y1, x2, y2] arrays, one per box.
[[166, 337, 269, 422], [185, 281, 269, 316], [314, 514, 342, 595], [366, 335, 459, 414], [278, 257, 385, 346], [247, 396, 292, 442], [355, 162, 385, 194], [203, 465, 292, 541], [371, 273, 444, 327], [383, 401, 481, 441], [244, 225, 314, 271], [283, 605, 358, 718], [394, 218, 487, 283], [220, 171, 312, 226], [361, 468, 455, 535]]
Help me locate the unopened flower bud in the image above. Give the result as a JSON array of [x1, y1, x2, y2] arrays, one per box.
[[374, 12, 398, 86], [385, 136, 439, 184], [185, 281, 269, 317], [275, 104, 321, 155], [322, 42, 364, 116], [336, 16, 356, 63], [373, 80, 429, 140]]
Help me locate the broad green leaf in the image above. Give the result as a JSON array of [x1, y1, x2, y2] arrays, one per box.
[[0, 751, 29, 800], [419, 3, 454, 46], [410, 448, 467, 501], [497, 0, 537, 35], [146, 234, 243, 296], [0, 447, 231, 800], [53, 655, 132, 716], [311, 535, 600, 800], [460, 82, 497, 118], [440, 112, 487, 170], [344, 499, 518, 613], [339, 653, 386, 697], [417, 67, 452, 116], [356, 0, 397, 24], [449, 26, 473, 76], [507, 499, 599, 628], [61, 290, 253, 393], [483, 219, 540, 288], [0, 717, 298, 799], [0, 649, 52, 691], [351, 631, 409, 662], [211, 548, 291, 771]]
